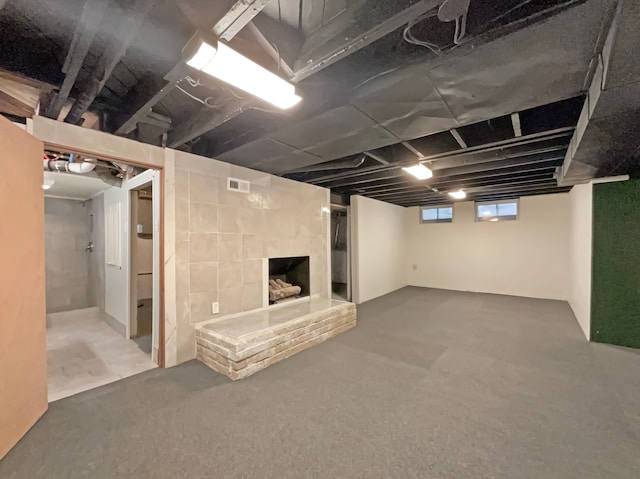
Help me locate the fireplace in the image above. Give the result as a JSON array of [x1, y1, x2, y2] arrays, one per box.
[[268, 256, 310, 304]]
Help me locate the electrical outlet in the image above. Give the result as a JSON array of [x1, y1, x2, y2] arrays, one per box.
[[211, 302, 219, 314]]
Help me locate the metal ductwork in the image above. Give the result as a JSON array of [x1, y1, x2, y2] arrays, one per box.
[[558, 0, 640, 185]]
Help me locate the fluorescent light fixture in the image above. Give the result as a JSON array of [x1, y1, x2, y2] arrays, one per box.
[[185, 38, 301, 109], [448, 189, 466, 199], [402, 164, 433, 180], [42, 179, 55, 190]]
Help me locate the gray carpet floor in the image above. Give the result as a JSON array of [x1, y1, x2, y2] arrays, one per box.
[[2, 287, 640, 478]]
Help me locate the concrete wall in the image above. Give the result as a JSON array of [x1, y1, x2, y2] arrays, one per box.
[[44, 198, 93, 313], [405, 194, 570, 300], [351, 195, 407, 304], [568, 183, 592, 339]]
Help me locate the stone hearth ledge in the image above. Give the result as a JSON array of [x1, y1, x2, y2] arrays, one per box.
[[196, 301, 356, 380]]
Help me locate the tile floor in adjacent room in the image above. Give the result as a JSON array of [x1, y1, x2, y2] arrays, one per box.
[[46, 307, 156, 402], [4, 288, 639, 478]]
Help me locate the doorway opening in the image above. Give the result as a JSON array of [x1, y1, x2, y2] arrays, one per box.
[[43, 148, 161, 402], [331, 205, 351, 302]]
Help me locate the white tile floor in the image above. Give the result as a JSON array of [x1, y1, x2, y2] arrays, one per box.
[[46, 307, 157, 402]]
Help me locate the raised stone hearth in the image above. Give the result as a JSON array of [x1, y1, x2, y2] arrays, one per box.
[[196, 300, 356, 380]]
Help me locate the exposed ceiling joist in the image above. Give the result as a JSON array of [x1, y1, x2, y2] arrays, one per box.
[[167, 98, 250, 148], [114, 71, 178, 135], [450, 129, 468, 148], [115, 0, 279, 137], [511, 112, 522, 137], [64, 0, 157, 125], [0, 90, 34, 118], [304, 128, 574, 185], [292, 0, 443, 81], [364, 151, 390, 165], [213, 0, 272, 41], [44, 0, 109, 120]]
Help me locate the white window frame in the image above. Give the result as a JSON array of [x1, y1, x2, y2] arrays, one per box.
[[475, 199, 519, 222], [419, 204, 454, 224]]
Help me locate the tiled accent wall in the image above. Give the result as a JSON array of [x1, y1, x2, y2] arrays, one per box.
[[170, 151, 330, 363]]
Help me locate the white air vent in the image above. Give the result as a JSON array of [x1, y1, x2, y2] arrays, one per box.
[[227, 177, 250, 193]]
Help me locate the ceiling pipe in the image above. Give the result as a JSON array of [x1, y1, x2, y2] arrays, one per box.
[[285, 155, 366, 174]]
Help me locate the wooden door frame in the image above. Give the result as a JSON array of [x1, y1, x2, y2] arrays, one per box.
[[41, 141, 166, 367]]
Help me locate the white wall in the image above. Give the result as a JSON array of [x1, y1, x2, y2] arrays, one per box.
[[568, 183, 592, 339], [351, 195, 407, 303], [404, 194, 570, 300]]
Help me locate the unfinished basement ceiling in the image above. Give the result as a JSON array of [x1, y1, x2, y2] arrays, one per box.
[[0, 0, 627, 205]]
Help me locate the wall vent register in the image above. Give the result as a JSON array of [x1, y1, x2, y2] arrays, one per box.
[[227, 177, 250, 193], [476, 200, 519, 222], [420, 205, 453, 224]]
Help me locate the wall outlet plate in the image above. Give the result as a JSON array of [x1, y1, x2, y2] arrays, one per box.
[[211, 302, 219, 314]]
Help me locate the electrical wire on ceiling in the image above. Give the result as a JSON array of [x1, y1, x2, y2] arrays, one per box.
[[403, 10, 443, 54], [176, 77, 218, 108]]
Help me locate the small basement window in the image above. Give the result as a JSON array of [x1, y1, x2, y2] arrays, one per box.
[[420, 205, 453, 224], [476, 199, 519, 222]]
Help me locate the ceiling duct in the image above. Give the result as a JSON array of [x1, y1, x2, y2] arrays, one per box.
[[558, 0, 640, 185]]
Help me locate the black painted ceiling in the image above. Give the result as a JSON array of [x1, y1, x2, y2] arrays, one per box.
[[0, 0, 618, 205]]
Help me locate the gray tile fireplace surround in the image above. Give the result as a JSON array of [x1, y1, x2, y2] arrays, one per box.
[[196, 299, 356, 380]]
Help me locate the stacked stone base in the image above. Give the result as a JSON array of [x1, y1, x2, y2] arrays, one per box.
[[196, 302, 356, 380]]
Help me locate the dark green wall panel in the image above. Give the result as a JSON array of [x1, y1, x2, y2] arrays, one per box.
[[591, 179, 640, 348]]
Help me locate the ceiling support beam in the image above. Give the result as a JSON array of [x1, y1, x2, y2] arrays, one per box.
[[511, 112, 522, 137], [64, 0, 156, 125], [0, 90, 35, 118], [167, 98, 250, 148], [364, 151, 390, 165], [213, 0, 272, 41], [43, 0, 109, 120], [293, 0, 443, 81], [114, 0, 272, 137], [306, 128, 574, 185], [114, 71, 179, 135], [450, 129, 468, 148]]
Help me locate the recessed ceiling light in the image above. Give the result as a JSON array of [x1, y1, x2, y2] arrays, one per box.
[[490, 218, 499, 222], [184, 37, 301, 109], [42, 179, 55, 190], [402, 164, 433, 180], [448, 189, 466, 199]]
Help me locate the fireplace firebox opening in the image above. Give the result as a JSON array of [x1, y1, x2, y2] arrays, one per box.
[[268, 256, 310, 304]]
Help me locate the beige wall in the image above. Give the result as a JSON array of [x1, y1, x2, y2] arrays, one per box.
[[166, 150, 331, 364], [405, 194, 571, 300], [568, 183, 593, 340], [0, 117, 48, 459], [351, 195, 408, 303]]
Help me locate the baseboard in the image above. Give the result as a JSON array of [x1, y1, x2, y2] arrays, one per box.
[[102, 312, 126, 338]]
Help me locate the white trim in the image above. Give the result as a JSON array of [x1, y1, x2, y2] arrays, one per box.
[[591, 175, 629, 184]]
